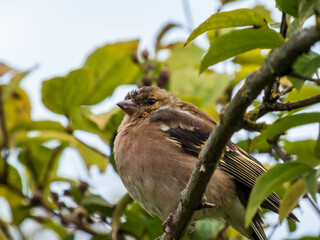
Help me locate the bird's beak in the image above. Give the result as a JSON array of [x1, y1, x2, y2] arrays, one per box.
[[117, 99, 139, 115]]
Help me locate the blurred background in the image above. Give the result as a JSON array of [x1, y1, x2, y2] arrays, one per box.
[[0, 0, 319, 239]]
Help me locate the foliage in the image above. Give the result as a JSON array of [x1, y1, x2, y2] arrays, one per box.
[[0, 0, 320, 239]]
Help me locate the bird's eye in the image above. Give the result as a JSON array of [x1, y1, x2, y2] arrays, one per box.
[[147, 98, 156, 105]]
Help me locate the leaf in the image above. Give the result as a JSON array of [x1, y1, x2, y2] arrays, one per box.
[[283, 140, 320, 167], [251, 113, 320, 150], [83, 40, 139, 105], [155, 23, 180, 52], [276, 0, 299, 17], [279, 178, 306, 222], [185, 9, 268, 46], [18, 144, 63, 186], [11, 120, 65, 133], [2, 87, 31, 131], [42, 219, 68, 239], [75, 141, 108, 172], [200, 27, 283, 72], [245, 162, 311, 227], [285, 84, 320, 102], [298, 0, 320, 24], [166, 43, 231, 109], [42, 69, 94, 115], [2, 71, 29, 100], [0, 160, 22, 191], [252, 5, 274, 23], [81, 193, 114, 217], [233, 49, 266, 65], [0, 63, 12, 76], [305, 169, 318, 202], [288, 51, 320, 90]]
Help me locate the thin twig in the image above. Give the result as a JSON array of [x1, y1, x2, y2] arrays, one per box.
[[307, 195, 320, 217], [181, 0, 194, 32], [288, 72, 320, 85], [248, 94, 320, 121]]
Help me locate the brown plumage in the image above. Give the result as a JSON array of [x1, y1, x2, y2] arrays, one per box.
[[113, 86, 299, 240]]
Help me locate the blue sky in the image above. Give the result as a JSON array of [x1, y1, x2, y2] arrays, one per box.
[[0, 0, 319, 239]]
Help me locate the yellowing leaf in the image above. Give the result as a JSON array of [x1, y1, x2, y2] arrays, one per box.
[[279, 178, 306, 222], [200, 27, 283, 72], [185, 9, 268, 46]]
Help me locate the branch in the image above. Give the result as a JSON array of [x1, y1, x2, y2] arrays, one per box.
[[160, 26, 320, 240], [250, 94, 320, 119]]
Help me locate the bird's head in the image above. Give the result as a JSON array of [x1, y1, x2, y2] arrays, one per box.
[[117, 86, 176, 117]]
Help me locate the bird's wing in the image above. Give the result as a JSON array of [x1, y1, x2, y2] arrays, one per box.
[[150, 107, 299, 222]]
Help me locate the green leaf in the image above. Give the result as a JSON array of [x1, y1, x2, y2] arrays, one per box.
[[2, 71, 29, 101], [287, 219, 297, 232], [285, 84, 320, 102], [155, 23, 180, 52], [75, 141, 108, 172], [83, 40, 139, 105], [298, 0, 320, 24], [251, 113, 320, 150], [233, 49, 266, 65], [0, 161, 22, 191], [63, 235, 75, 240], [81, 193, 114, 217], [2, 87, 31, 132], [283, 140, 320, 167], [42, 219, 68, 239], [305, 169, 318, 202], [288, 51, 320, 90], [18, 144, 63, 186], [166, 43, 231, 109], [245, 162, 311, 227], [276, 0, 299, 17], [200, 27, 283, 72], [279, 178, 306, 222], [185, 9, 268, 46], [11, 120, 65, 133], [42, 68, 94, 115], [315, 126, 320, 159]]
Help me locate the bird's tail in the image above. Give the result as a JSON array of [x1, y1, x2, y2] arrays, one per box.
[[250, 214, 267, 240]]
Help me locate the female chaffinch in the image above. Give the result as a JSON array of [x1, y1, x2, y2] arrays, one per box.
[[113, 86, 298, 240]]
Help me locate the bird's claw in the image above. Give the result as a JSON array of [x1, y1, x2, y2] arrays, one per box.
[[162, 211, 175, 235]]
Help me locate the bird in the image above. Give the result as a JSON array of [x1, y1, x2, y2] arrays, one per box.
[[113, 86, 298, 240]]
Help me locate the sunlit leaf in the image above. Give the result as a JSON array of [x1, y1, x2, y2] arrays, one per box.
[[233, 49, 266, 65], [245, 162, 311, 227], [252, 5, 274, 23], [2, 87, 31, 131], [200, 27, 283, 72], [83, 40, 139, 105], [185, 9, 268, 46], [166, 43, 231, 109], [279, 178, 306, 222], [2, 71, 29, 100], [0, 160, 22, 191], [285, 84, 320, 102], [11, 120, 66, 133], [42, 69, 94, 115], [251, 113, 320, 150]]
